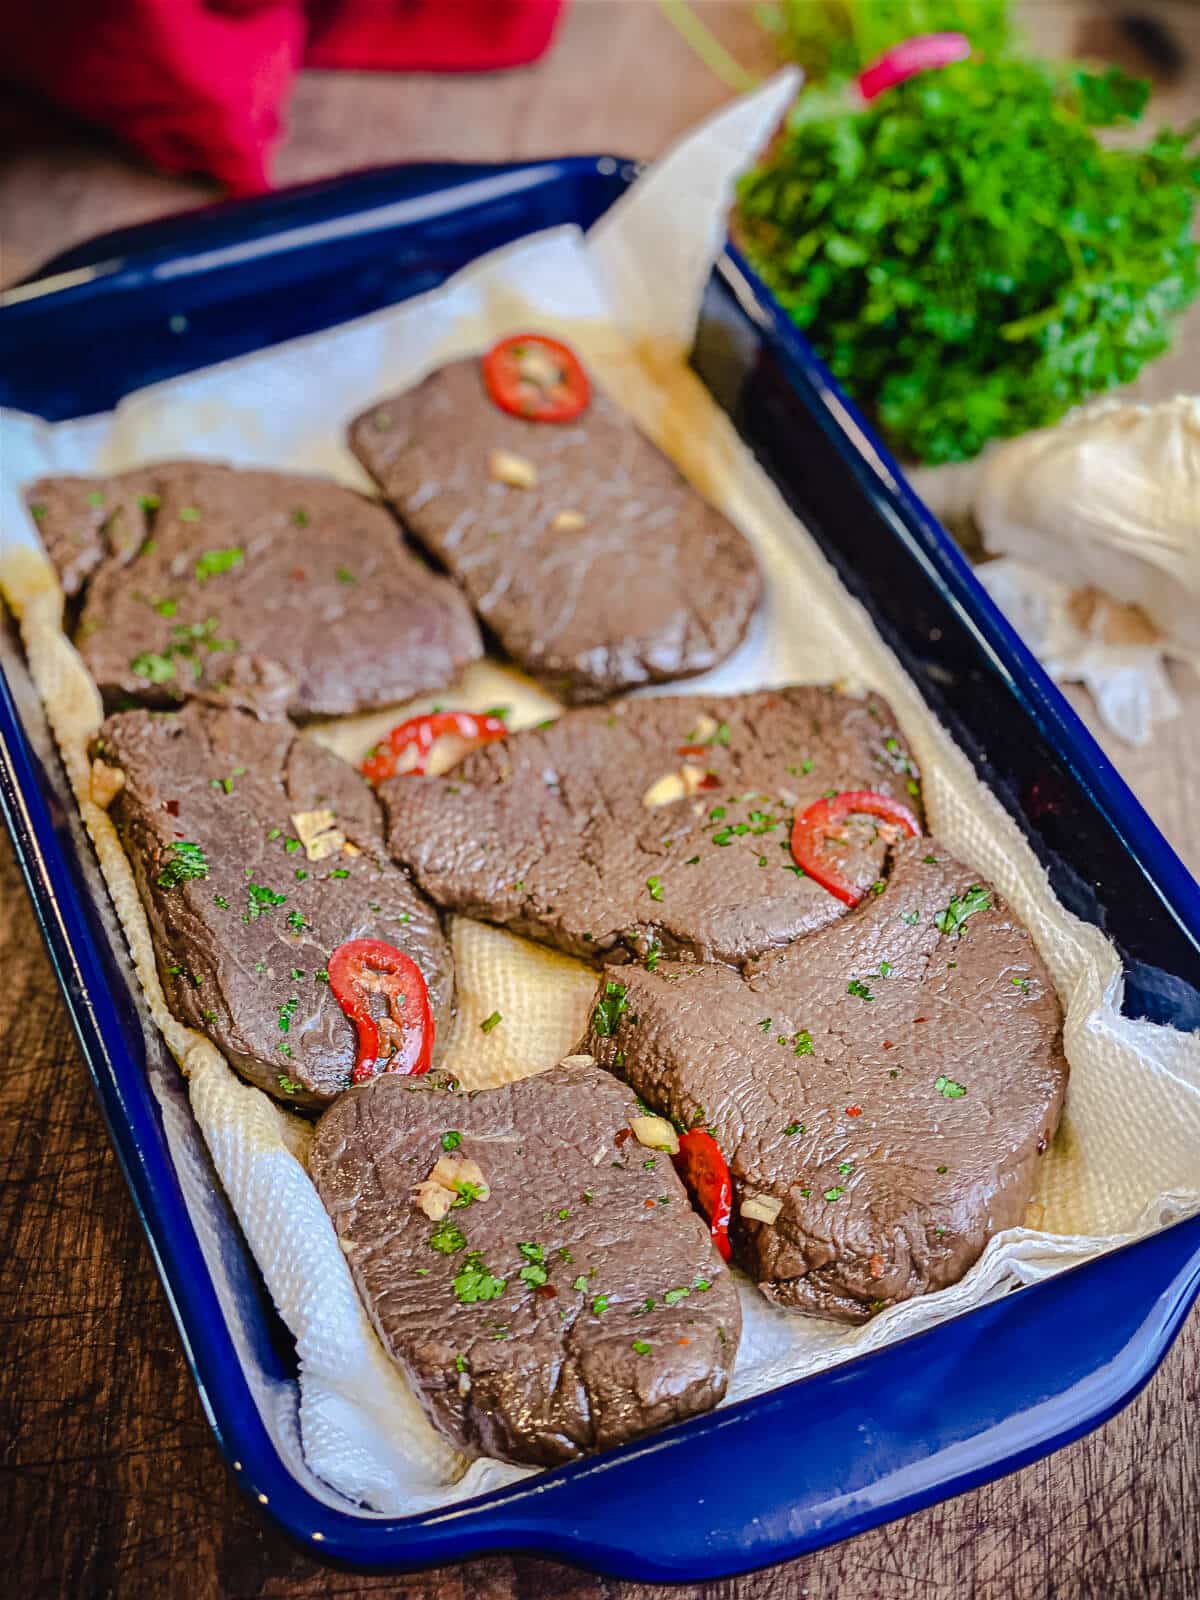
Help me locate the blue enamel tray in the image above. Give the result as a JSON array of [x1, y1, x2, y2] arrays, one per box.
[[2, 158, 1199, 1581]]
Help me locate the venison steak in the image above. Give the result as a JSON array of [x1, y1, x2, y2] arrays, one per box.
[[347, 358, 762, 701], [309, 1060, 741, 1466], [92, 703, 453, 1106], [26, 461, 481, 717], [584, 838, 1067, 1322], [381, 686, 922, 966]]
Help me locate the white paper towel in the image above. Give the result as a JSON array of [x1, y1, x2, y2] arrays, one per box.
[[3, 73, 1200, 1517]]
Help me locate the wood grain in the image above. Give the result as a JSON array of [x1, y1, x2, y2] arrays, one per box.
[[1, 3, 1198, 1597]]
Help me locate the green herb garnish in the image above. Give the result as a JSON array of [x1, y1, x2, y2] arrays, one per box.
[[244, 882, 286, 921], [157, 840, 208, 889], [453, 1253, 506, 1303], [442, 1130, 462, 1151], [737, 54, 1200, 463], [429, 1220, 467, 1254], [646, 875, 664, 902], [846, 978, 874, 1001], [592, 980, 629, 1037], [934, 884, 993, 937], [480, 1010, 502, 1034], [194, 546, 242, 583], [936, 1075, 967, 1099]]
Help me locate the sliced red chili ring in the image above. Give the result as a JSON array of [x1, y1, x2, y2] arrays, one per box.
[[482, 333, 591, 423], [789, 789, 921, 908], [672, 1128, 733, 1262], [327, 937, 434, 1085], [361, 710, 507, 785]]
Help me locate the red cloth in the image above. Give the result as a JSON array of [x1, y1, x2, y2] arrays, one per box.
[[1, 1, 566, 195]]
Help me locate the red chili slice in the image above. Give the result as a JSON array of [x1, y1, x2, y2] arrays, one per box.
[[672, 1128, 733, 1262], [790, 789, 921, 908], [482, 333, 591, 423], [361, 710, 507, 785], [327, 938, 434, 1085]]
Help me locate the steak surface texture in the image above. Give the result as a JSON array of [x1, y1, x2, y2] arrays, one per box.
[[309, 1061, 741, 1465], [94, 703, 453, 1105], [381, 686, 922, 966], [348, 358, 762, 701], [585, 838, 1067, 1321], [26, 462, 481, 716]]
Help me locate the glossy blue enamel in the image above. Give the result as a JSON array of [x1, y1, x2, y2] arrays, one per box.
[[2, 157, 1198, 1578]]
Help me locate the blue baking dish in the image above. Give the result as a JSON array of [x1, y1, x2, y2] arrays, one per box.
[[2, 157, 1199, 1581]]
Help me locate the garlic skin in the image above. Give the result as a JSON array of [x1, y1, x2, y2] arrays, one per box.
[[974, 396, 1200, 655]]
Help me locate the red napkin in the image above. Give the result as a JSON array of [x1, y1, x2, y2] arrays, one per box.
[[0, 0, 567, 195]]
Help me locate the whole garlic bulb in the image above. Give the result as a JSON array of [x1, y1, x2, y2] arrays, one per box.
[[974, 396, 1200, 654]]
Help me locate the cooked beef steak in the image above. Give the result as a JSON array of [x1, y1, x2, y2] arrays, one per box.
[[93, 704, 453, 1106], [584, 838, 1067, 1322], [381, 687, 922, 966], [309, 1060, 741, 1466], [26, 462, 481, 717], [347, 359, 762, 701]]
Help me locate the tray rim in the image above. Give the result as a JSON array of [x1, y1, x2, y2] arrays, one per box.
[[2, 153, 1199, 1580]]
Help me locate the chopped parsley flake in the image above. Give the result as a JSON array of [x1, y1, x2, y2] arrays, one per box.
[[644, 940, 662, 972], [453, 1254, 506, 1303], [152, 597, 178, 617], [194, 545, 243, 582], [245, 882, 287, 921], [29, 502, 47, 521], [878, 960, 892, 978], [783, 1121, 804, 1136], [758, 1017, 772, 1031], [131, 650, 175, 684], [480, 1010, 502, 1034], [591, 1294, 610, 1315], [212, 894, 229, 909], [936, 1075, 967, 1099], [793, 1029, 813, 1056], [685, 855, 700, 865], [327, 868, 350, 880], [646, 875, 664, 902], [277, 1075, 302, 1094], [277, 1042, 292, 1058], [442, 1130, 462, 1151], [277, 996, 297, 1033], [291, 507, 310, 528], [429, 1220, 467, 1254], [314, 967, 329, 983], [286, 910, 306, 932], [631, 1340, 652, 1355], [157, 840, 209, 889], [663, 1286, 690, 1305], [519, 1262, 549, 1287], [901, 910, 920, 926], [823, 1186, 845, 1202], [593, 980, 629, 1037], [837, 1160, 854, 1175], [454, 1354, 466, 1374], [1012, 975, 1031, 993], [336, 566, 357, 585], [179, 505, 201, 522], [847, 978, 874, 1001], [572, 1275, 590, 1293], [934, 884, 993, 937]]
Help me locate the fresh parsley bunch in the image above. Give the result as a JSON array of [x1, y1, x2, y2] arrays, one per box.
[[736, 58, 1200, 462], [757, 0, 1012, 83]]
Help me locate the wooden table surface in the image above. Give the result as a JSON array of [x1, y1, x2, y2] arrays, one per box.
[[2, 4, 1198, 1597]]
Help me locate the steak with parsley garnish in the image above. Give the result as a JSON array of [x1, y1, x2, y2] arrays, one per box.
[[90, 703, 453, 1106], [308, 1059, 741, 1466], [380, 686, 922, 966], [347, 360, 761, 702], [584, 838, 1067, 1322], [26, 462, 481, 717]]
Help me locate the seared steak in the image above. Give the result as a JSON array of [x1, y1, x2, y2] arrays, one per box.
[[92, 704, 453, 1106], [27, 462, 481, 717], [309, 1060, 741, 1466], [381, 687, 922, 966], [584, 838, 1067, 1322], [347, 359, 762, 701]]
